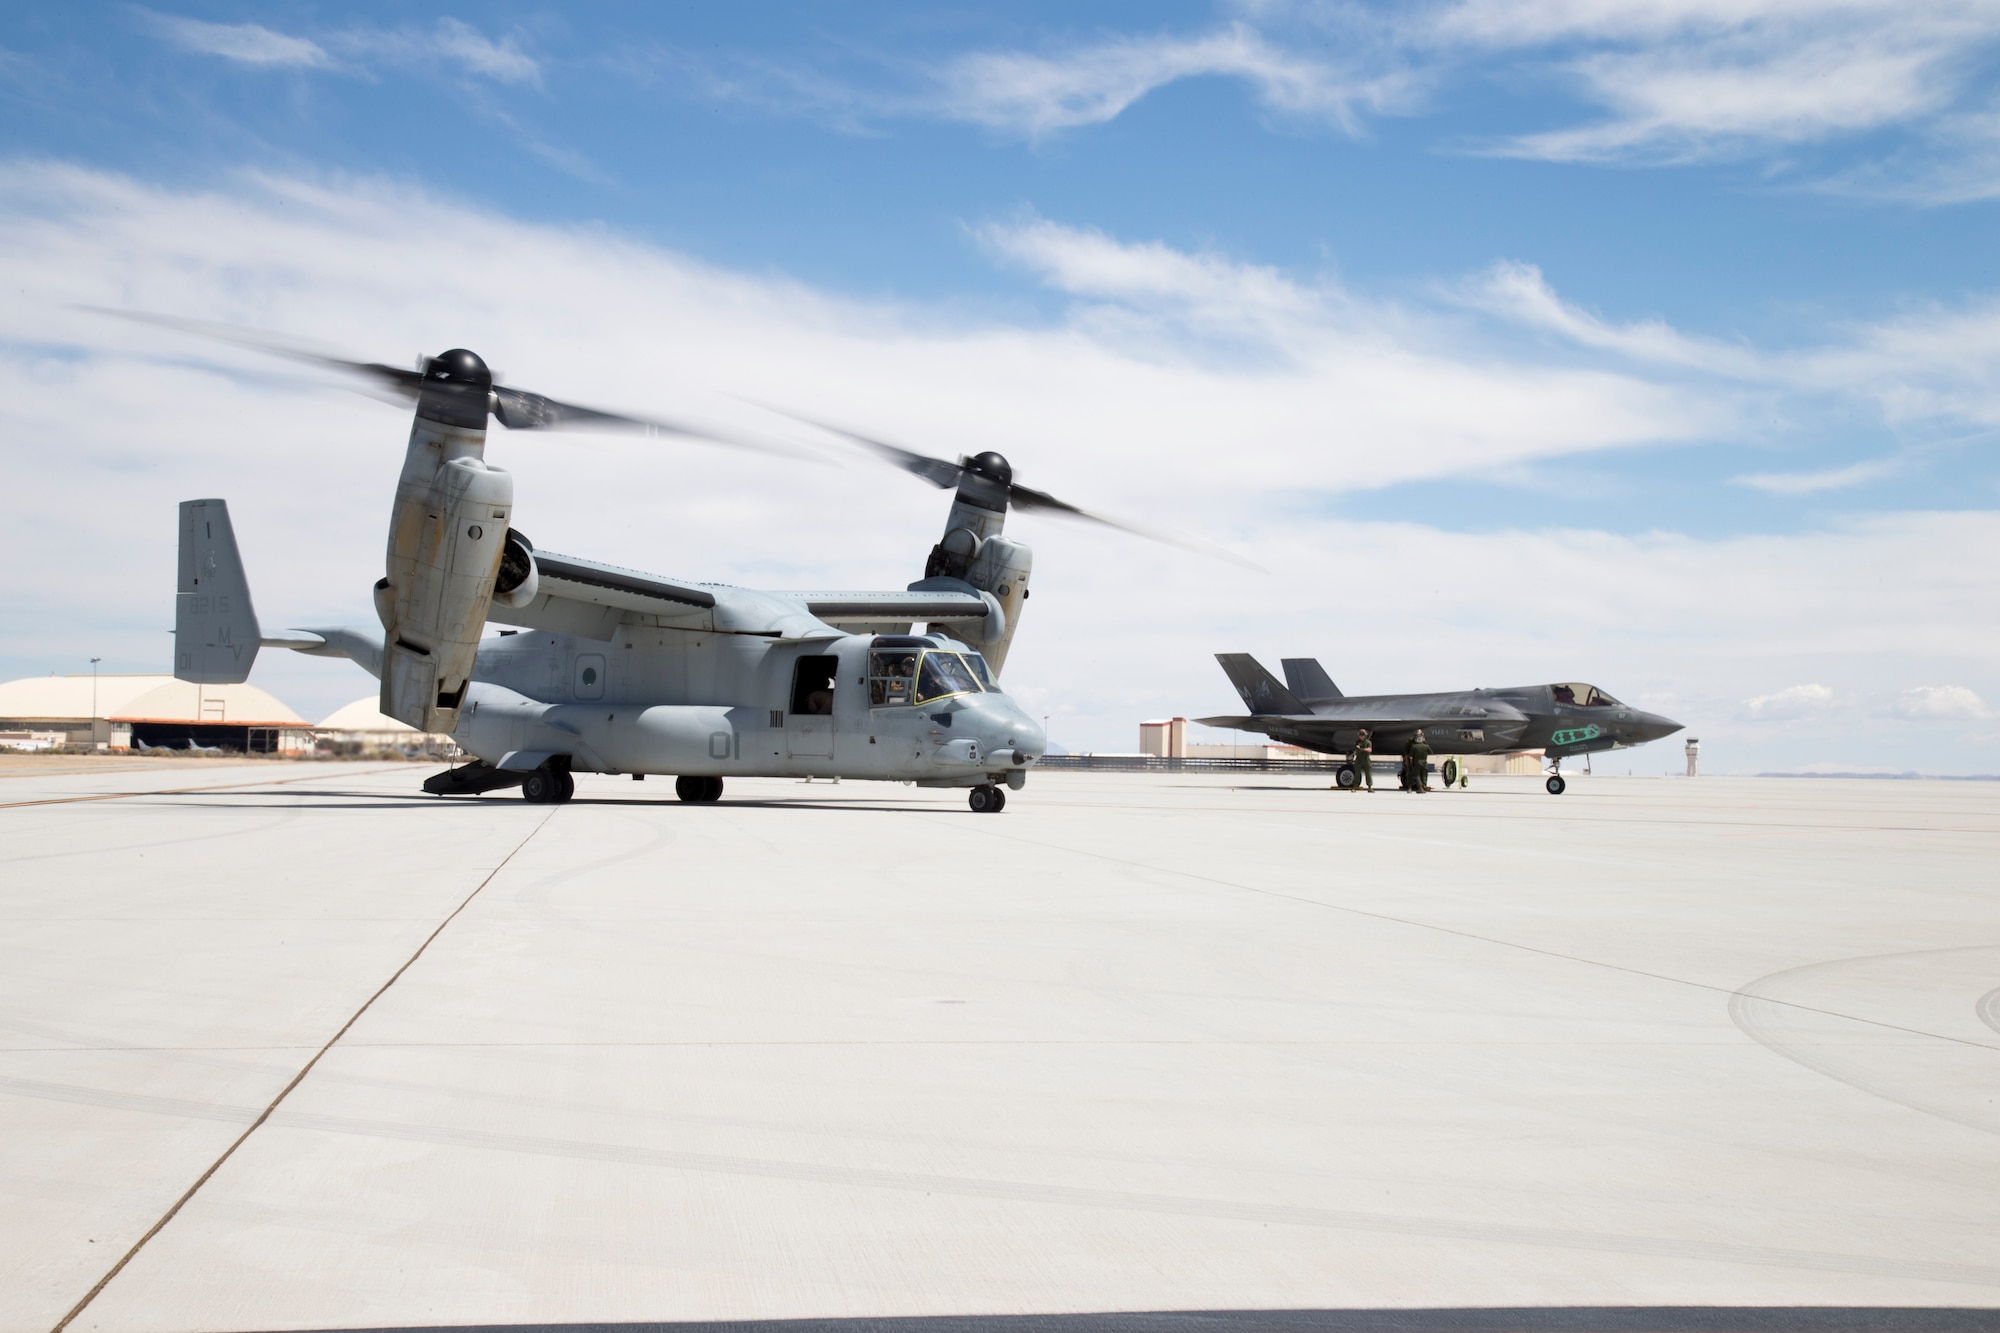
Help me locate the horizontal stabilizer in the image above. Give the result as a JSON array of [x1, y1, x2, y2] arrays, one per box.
[[1215, 653, 1307, 715], [1282, 658, 1342, 702]]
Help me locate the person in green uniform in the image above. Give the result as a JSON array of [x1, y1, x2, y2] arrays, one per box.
[[1407, 729, 1432, 792], [1347, 728, 1373, 791]]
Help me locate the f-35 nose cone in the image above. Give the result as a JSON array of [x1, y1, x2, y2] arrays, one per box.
[[1638, 712, 1684, 743]]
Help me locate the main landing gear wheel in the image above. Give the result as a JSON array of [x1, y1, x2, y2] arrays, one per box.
[[1334, 765, 1358, 789], [522, 766, 573, 804], [1441, 758, 1459, 787], [968, 784, 1006, 813], [1546, 775, 1567, 795], [675, 775, 724, 803]]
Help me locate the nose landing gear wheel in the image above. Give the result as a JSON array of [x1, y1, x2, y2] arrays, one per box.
[[675, 775, 725, 803], [969, 784, 1005, 813], [1546, 775, 1566, 795]]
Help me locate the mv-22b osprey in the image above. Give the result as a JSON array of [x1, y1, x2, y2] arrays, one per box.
[[169, 340, 1144, 812]]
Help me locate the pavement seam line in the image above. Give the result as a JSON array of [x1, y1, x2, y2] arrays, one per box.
[[46, 805, 557, 1333]]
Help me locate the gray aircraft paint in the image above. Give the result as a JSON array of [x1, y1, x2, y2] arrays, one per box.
[[1202, 653, 1682, 762], [167, 343, 1046, 798]]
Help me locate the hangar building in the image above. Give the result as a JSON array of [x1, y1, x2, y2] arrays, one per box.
[[0, 674, 313, 754]]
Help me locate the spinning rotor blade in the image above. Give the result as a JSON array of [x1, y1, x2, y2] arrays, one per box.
[[85, 308, 426, 400], [86, 307, 799, 455], [786, 415, 965, 489], [778, 409, 1256, 564]]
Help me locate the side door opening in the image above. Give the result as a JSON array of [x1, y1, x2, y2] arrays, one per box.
[[786, 655, 839, 758]]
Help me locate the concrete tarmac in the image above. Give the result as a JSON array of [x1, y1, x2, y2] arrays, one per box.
[[3, 762, 1999, 1332]]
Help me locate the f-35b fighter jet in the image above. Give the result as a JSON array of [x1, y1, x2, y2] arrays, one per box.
[[1200, 654, 1682, 794]]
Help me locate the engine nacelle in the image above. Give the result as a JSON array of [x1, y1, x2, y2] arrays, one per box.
[[493, 528, 539, 609], [918, 464, 1034, 676], [964, 533, 1031, 674], [377, 350, 512, 734]]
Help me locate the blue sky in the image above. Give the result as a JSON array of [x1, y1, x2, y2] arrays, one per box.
[[3, 1, 2000, 770]]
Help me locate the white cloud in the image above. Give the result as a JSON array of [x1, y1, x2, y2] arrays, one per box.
[[937, 23, 1411, 136], [1891, 684, 1993, 718], [718, 3, 2000, 189], [1421, 0, 2000, 171], [142, 11, 541, 87], [146, 13, 331, 69], [3, 164, 1999, 770], [1732, 457, 1905, 494], [426, 18, 541, 86], [1743, 683, 1841, 719], [1460, 260, 1759, 375], [1464, 259, 2000, 449]]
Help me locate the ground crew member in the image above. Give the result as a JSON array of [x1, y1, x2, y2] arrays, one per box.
[[1407, 729, 1432, 792], [1347, 728, 1373, 791]]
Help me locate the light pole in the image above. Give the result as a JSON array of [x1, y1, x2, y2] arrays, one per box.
[[90, 658, 101, 750]]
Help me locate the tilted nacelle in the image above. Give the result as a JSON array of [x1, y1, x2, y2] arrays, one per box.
[[375, 349, 513, 734], [918, 451, 1033, 675]]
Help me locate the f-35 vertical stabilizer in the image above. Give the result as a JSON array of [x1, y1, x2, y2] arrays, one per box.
[[1282, 658, 1342, 702], [1216, 653, 1308, 714]]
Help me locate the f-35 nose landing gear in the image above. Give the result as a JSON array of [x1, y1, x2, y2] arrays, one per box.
[[1545, 755, 1566, 795], [969, 784, 1007, 813]]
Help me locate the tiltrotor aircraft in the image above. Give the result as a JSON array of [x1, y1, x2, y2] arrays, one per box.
[[165, 335, 1163, 812], [1201, 654, 1683, 795]]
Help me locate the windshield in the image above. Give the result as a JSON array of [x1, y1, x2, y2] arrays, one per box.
[[962, 652, 995, 690], [915, 651, 984, 704], [1552, 682, 1619, 707]]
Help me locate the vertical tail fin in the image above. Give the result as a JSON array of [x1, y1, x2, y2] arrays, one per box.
[[1215, 653, 1308, 714], [1282, 658, 1342, 702], [175, 499, 262, 684]]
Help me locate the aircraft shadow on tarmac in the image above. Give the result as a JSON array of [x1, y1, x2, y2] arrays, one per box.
[[286, 1308, 2000, 1333], [153, 789, 968, 815]]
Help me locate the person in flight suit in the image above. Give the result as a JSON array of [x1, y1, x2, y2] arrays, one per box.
[[1406, 729, 1432, 793], [1347, 728, 1373, 791]]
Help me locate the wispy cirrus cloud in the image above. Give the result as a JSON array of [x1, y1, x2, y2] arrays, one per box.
[[936, 23, 1414, 137], [144, 13, 331, 69], [661, 3, 2000, 195], [1420, 0, 2000, 164], [138, 10, 541, 87]]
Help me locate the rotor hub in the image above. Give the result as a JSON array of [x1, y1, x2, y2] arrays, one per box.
[[964, 451, 1012, 486], [416, 348, 494, 430], [426, 348, 492, 388]]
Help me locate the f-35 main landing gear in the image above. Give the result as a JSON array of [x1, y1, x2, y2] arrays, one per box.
[[968, 784, 1007, 813]]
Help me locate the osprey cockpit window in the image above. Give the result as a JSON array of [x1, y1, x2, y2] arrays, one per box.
[[869, 650, 920, 707], [1552, 682, 1618, 708], [961, 652, 995, 690], [915, 651, 983, 704]]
